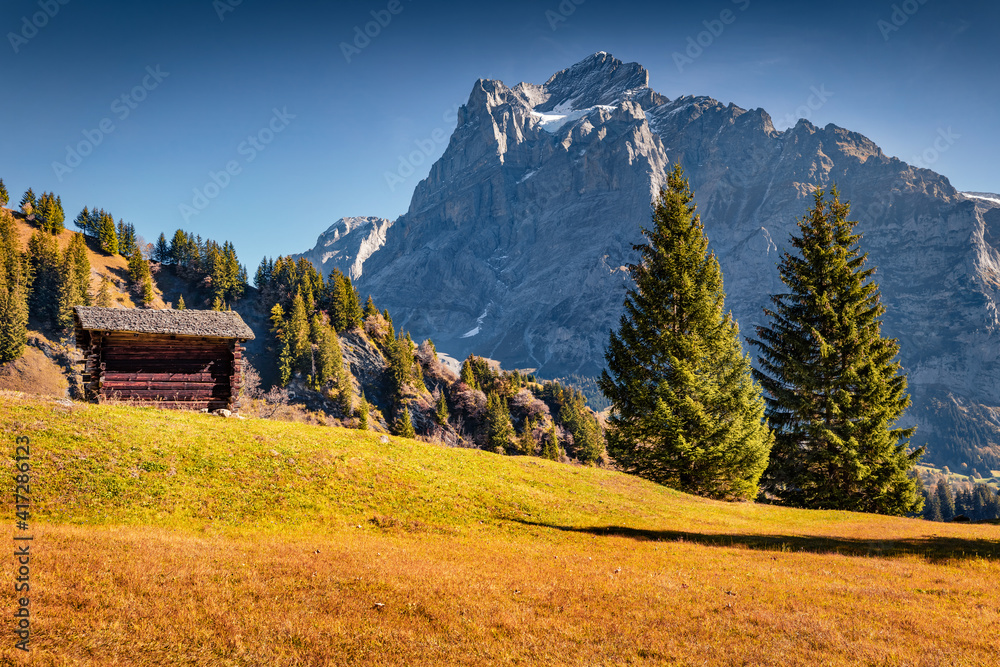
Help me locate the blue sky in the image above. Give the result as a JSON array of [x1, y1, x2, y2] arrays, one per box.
[[1, 0, 996, 269]]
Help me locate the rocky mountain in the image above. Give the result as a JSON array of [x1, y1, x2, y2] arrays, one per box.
[[294, 216, 393, 281], [300, 52, 1000, 472]]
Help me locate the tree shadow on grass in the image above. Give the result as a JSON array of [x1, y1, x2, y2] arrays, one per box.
[[513, 520, 1000, 562]]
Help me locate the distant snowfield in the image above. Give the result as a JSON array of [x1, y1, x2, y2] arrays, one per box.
[[530, 105, 616, 133], [961, 192, 1000, 206]]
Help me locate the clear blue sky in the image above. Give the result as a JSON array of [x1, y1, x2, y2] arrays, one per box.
[[1, 0, 996, 269]]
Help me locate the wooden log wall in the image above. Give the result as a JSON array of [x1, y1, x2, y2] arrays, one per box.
[[93, 332, 237, 410]]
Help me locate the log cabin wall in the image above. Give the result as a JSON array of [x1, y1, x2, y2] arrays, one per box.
[[73, 306, 255, 412], [95, 333, 234, 410]]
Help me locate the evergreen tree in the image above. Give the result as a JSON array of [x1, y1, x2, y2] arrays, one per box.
[[287, 290, 310, 371], [363, 294, 377, 319], [0, 211, 28, 362], [56, 234, 91, 333], [35, 192, 64, 234], [599, 164, 773, 500], [97, 214, 118, 255], [924, 491, 943, 522], [394, 404, 415, 438], [485, 391, 515, 453], [26, 229, 62, 328], [74, 207, 91, 235], [518, 417, 536, 455], [0, 179, 8, 207], [542, 422, 561, 461], [750, 189, 923, 515], [96, 275, 113, 308], [153, 233, 169, 263], [435, 388, 450, 425], [19, 188, 35, 215], [460, 357, 479, 390], [176, 294, 186, 310], [271, 303, 293, 387], [141, 277, 155, 307], [935, 479, 955, 520]]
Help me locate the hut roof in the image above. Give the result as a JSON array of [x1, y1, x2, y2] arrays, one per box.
[[74, 307, 255, 340]]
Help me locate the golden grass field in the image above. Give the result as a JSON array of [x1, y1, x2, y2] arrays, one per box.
[[1, 392, 998, 665]]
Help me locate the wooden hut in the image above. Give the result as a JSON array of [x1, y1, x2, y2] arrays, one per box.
[[73, 306, 255, 411]]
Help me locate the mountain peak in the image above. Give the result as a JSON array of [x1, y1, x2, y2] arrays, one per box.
[[533, 52, 650, 113]]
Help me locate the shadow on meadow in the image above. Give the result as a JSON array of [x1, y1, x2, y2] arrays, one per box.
[[514, 521, 1000, 561]]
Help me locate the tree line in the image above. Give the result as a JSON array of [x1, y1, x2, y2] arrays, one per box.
[[601, 165, 923, 515], [921, 476, 1000, 522]]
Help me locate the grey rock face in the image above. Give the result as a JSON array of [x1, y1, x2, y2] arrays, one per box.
[[294, 216, 393, 280], [301, 53, 1000, 468]]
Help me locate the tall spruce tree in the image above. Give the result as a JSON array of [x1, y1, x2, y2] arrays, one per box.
[[0, 179, 8, 207], [599, 164, 773, 500], [26, 229, 62, 329], [750, 188, 923, 515], [0, 210, 28, 362], [19, 188, 36, 215], [96, 275, 114, 308], [485, 391, 515, 453], [98, 214, 118, 255]]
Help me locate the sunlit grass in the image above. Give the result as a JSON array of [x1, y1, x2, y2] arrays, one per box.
[[1, 392, 998, 665]]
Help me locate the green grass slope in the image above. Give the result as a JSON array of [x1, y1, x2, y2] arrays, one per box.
[[3, 392, 1000, 666], [4, 391, 998, 556]]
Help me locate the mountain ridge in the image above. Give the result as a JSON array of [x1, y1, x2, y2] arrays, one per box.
[[298, 53, 1000, 471]]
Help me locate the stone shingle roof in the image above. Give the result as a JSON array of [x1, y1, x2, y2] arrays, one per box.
[[74, 307, 255, 340]]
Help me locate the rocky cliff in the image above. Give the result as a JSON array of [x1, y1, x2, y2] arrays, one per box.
[[301, 53, 1000, 471]]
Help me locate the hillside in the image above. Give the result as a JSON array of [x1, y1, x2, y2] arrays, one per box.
[[5, 208, 166, 310], [2, 392, 998, 665]]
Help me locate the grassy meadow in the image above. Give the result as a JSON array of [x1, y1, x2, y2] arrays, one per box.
[[1, 391, 998, 665]]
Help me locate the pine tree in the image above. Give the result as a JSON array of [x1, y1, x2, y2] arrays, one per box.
[[394, 404, 415, 438], [935, 479, 955, 520], [19, 188, 35, 215], [750, 188, 923, 515], [74, 207, 91, 235], [924, 491, 943, 522], [0, 179, 8, 208], [485, 391, 515, 453], [176, 294, 186, 310], [153, 233, 169, 263], [96, 275, 113, 308], [56, 234, 92, 333], [141, 277, 155, 307], [542, 422, 561, 461], [287, 290, 310, 371], [0, 210, 28, 362], [26, 229, 63, 329], [599, 164, 773, 500], [270, 303, 293, 387], [460, 357, 479, 390], [435, 388, 450, 425], [363, 294, 377, 319], [97, 214, 118, 255], [518, 417, 536, 455]]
